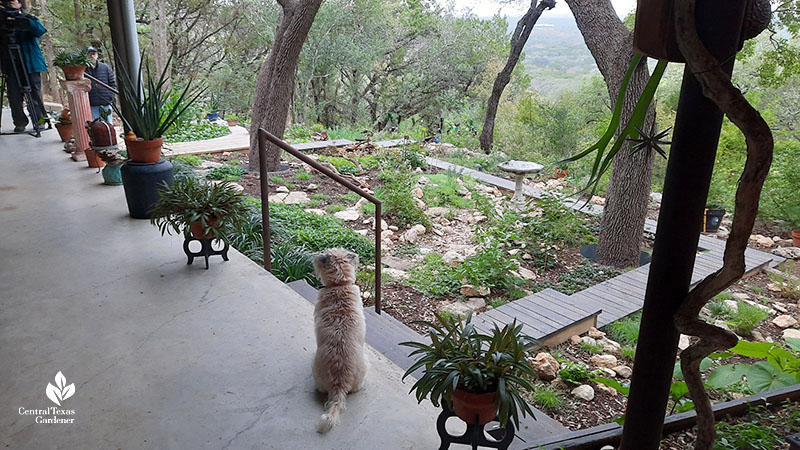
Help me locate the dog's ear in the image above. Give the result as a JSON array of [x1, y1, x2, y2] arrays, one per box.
[[346, 252, 358, 262]]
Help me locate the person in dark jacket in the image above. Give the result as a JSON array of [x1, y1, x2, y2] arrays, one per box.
[[85, 46, 115, 122], [0, 0, 47, 133]]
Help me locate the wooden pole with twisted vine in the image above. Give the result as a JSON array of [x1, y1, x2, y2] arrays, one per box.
[[672, 0, 773, 448], [618, 0, 772, 448]]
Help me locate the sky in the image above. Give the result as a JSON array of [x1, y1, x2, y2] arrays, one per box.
[[447, 0, 638, 19]]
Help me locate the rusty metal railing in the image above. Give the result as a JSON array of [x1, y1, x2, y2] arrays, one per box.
[[257, 128, 383, 314]]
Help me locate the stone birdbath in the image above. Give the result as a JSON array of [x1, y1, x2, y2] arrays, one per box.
[[498, 160, 543, 207]]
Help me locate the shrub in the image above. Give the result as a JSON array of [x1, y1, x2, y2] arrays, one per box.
[[604, 312, 642, 346], [555, 263, 621, 295], [422, 173, 474, 209], [558, 361, 596, 386], [170, 158, 198, 182], [318, 155, 360, 175], [707, 299, 732, 318], [270, 242, 318, 286], [295, 170, 314, 181], [378, 171, 430, 229], [725, 301, 769, 336], [457, 244, 523, 291], [408, 254, 461, 297], [207, 165, 246, 181]]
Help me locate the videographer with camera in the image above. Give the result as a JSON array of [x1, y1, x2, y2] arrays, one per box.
[[0, 0, 47, 133]]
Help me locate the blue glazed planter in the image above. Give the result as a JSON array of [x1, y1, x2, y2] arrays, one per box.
[[206, 113, 219, 121], [102, 164, 123, 186]]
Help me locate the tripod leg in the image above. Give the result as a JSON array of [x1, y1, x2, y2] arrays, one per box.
[[0, 74, 5, 133]]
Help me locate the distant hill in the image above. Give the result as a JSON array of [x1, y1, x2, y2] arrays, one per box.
[[507, 16, 600, 98]]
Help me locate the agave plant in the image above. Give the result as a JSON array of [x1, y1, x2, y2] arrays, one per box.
[[400, 311, 538, 428], [112, 53, 204, 141], [53, 49, 91, 67]]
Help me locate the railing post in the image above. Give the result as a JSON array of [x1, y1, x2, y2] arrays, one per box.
[[258, 129, 272, 272], [257, 128, 381, 314]]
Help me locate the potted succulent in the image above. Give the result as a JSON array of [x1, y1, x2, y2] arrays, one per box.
[[113, 54, 202, 163], [149, 178, 249, 240], [54, 108, 73, 142], [53, 50, 91, 80], [225, 113, 240, 127], [400, 311, 538, 428]]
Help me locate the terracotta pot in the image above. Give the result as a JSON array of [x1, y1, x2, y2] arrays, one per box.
[[451, 389, 497, 425], [555, 168, 569, 179], [190, 217, 219, 239], [55, 122, 73, 142], [85, 149, 106, 169], [226, 119, 238, 127], [125, 137, 164, 163], [792, 229, 800, 248], [59, 65, 86, 81]]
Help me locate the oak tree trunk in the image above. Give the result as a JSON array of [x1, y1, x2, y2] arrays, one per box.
[[248, 0, 323, 172], [479, 0, 554, 152], [149, 0, 170, 89], [565, 0, 655, 268]]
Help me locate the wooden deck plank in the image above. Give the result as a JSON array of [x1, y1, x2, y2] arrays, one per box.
[[578, 285, 642, 311], [520, 293, 593, 322], [500, 302, 564, 333]]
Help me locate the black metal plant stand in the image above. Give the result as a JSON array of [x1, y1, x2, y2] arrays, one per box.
[[436, 404, 515, 450], [183, 234, 229, 269]]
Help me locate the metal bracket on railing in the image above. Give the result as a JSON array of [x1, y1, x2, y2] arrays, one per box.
[[257, 128, 383, 314]]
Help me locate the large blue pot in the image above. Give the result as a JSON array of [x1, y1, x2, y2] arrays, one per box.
[[121, 159, 174, 219]]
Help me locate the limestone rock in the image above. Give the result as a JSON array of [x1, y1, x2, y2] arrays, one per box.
[[580, 336, 598, 347], [756, 236, 775, 247], [283, 191, 310, 205], [413, 198, 426, 208], [382, 268, 410, 281], [388, 225, 399, 231], [402, 224, 427, 244], [276, 185, 290, 193], [306, 183, 318, 190], [354, 229, 368, 236], [773, 302, 788, 314], [783, 329, 800, 340], [517, 266, 537, 280], [595, 383, 617, 396], [439, 297, 486, 317], [417, 175, 430, 186], [767, 283, 783, 293], [600, 367, 616, 378], [590, 354, 618, 369], [724, 300, 739, 313], [304, 208, 327, 216], [460, 284, 490, 297], [751, 330, 767, 342], [268, 193, 288, 203], [426, 207, 451, 217], [588, 327, 606, 339], [570, 335, 582, 345], [732, 293, 751, 301], [411, 187, 424, 199], [773, 315, 798, 329], [334, 209, 360, 221], [571, 384, 595, 401], [612, 365, 633, 379], [773, 247, 800, 259], [443, 251, 465, 265], [650, 192, 663, 203], [530, 352, 560, 381], [600, 338, 622, 354], [382, 255, 414, 271]]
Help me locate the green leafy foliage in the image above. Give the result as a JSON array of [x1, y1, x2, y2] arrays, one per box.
[[318, 155, 361, 175], [400, 312, 538, 428], [529, 384, 566, 413], [708, 340, 800, 394], [714, 418, 782, 450], [170, 158, 199, 182], [377, 171, 430, 229], [112, 54, 203, 141], [558, 361, 597, 386], [53, 49, 91, 66], [408, 254, 462, 297], [422, 173, 475, 209], [171, 154, 203, 166], [604, 312, 641, 346], [149, 178, 248, 240], [725, 301, 769, 336], [164, 122, 231, 143], [269, 242, 318, 287], [554, 263, 621, 295], [206, 165, 246, 181]]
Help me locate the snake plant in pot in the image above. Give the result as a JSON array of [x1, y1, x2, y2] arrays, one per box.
[[112, 54, 203, 163], [400, 311, 538, 428], [149, 178, 249, 240]]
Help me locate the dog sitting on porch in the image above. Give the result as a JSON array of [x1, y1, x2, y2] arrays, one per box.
[[312, 248, 369, 433]]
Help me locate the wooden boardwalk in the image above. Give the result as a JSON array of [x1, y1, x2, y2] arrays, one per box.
[[426, 157, 784, 331]]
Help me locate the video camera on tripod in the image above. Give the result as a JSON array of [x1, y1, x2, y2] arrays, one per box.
[[0, 4, 50, 137]]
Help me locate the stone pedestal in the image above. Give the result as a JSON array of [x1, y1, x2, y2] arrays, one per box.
[[60, 80, 92, 162]]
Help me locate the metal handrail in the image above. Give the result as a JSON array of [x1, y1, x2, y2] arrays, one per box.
[[257, 128, 383, 314]]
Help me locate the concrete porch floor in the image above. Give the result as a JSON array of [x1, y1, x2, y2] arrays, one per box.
[[0, 114, 440, 449]]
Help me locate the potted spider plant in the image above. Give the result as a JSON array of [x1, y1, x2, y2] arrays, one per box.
[[53, 49, 91, 80], [112, 54, 203, 163], [149, 178, 249, 240], [400, 311, 538, 429]]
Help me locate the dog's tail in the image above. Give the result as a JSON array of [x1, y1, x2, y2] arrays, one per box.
[[317, 387, 347, 433]]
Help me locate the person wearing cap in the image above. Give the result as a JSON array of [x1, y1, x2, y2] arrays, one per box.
[[0, 0, 47, 133], [84, 46, 115, 122]]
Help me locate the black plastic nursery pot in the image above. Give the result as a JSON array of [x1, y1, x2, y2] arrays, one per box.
[[703, 208, 725, 233], [121, 159, 174, 219]]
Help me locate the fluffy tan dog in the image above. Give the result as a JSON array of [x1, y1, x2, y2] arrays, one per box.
[[312, 248, 368, 433]]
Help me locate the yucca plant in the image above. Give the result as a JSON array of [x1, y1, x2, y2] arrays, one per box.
[[53, 49, 91, 67], [149, 178, 248, 240], [112, 53, 204, 141], [400, 311, 538, 428]]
